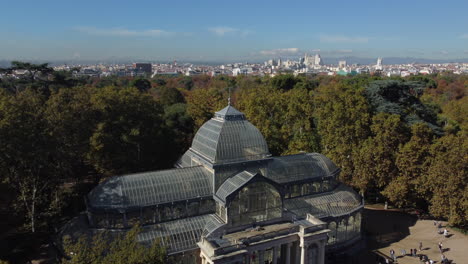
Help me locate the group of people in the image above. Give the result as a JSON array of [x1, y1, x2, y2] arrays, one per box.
[[434, 220, 450, 237], [385, 240, 451, 264]]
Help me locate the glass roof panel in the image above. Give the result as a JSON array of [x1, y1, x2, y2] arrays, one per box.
[[137, 214, 212, 254], [88, 166, 213, 209], [265, 153, 340, 183], [284, 184, 362, 219]]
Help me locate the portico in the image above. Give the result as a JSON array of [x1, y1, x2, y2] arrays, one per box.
[[199, 215, 328, 264]]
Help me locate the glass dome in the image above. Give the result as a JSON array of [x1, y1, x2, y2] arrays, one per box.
[[189, 105, 270, 164]]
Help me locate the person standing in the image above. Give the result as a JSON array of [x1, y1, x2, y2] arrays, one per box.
[[438, 242, 443, 253], [419, 241, 423, 251]]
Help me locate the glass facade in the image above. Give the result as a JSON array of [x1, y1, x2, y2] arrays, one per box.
[[327, 211, 362, 245], [228, 182, 282, 226]]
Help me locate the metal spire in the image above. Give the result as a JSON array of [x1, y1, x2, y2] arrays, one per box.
[[228, 87, 231, 106]]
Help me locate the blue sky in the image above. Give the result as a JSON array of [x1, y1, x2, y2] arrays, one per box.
[[1, 0, 467, 62]]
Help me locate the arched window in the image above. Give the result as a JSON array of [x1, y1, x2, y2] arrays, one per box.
[[228, 182, 282, 226]]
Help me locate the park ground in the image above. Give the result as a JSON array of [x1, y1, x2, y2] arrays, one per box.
[[362, 204, 467, 264]]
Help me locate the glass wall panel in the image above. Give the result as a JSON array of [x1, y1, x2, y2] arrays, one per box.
[[312, 182, 321, 193], [143, 207, 154, 225], [188, 201, 200, 216], [93, 213, 107, 228], [199, 199, 215, 214], [322, 179, 333, 192], [327, 221, 337, 245], [291, 184, 301, 198], [173, 202, 187, 219], [228, 182, 282, 226], [161, 205, 173, 221], [349, 215, 355, 237], [127, 211, 141, 227], [336, 219, 347, 243], [301, 183, 311, 196], [355, 212, 362, 235]]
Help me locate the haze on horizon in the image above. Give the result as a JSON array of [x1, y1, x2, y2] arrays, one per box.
[[1, 0, 467, 62]]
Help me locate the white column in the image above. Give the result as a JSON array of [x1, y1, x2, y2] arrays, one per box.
[[300, 244, 306, 264], [286, 243, 291, 264]]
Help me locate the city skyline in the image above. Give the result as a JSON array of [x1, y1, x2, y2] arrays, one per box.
[[1, 0, 468, 62]]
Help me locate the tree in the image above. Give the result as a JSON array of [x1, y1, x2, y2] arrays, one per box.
[[353, 113, 409, 196], [186, 88, 225, 129], [237, 84, 286, 155], [425, 133, 467, 228], [45, 86, 97, 182], [10, 61, 53, 83], [62, 225, 166, 264], [270, 74, 297, 91], [131, 78, 151, 92], [163, 103, 195, 153], [0, 89, 61, 232], [281, 87, 320, 154], [365, 80, 442, 134], [156, 87, 185, 107], [87, 86, 176, 175], [313, 84, 371, 184], [382, 123, 434, 207]]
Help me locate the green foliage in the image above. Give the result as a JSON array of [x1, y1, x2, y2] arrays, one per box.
[[270, 74, 297, 91], [382, 123, 434, 207], [186, 87, 225, 129], [131, 78, 151, 92], [353, 113, 409, 193], [0, 89, 62, 232], [87, 86, 176, 175], [156, 87, 185, 107], [365, 80, 441, 134], [313, 84, 371, 183], [164, 103, 194, 152], [62, 225, 166, 264], [425, 133, 467, 228]]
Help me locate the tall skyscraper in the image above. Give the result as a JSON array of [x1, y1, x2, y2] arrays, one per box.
[[376, 57, 383, 70], [314, 54, 322, 65]]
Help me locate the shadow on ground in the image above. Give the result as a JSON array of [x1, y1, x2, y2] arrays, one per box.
[[363, 207, 419, 250]]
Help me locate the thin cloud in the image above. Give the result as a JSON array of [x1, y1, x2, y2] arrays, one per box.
[[439, 50, 449, 55], [208, 26, 252, 36], [260, 48, 300, 56], [75, 26, 173, 37], [460, 33, 468, 39], [320, 35, 370, 43], [334, 49, 353, 54]]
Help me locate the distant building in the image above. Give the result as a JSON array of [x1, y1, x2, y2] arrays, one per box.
[[133, 63, 152, 74], [375, 58, 383, 70], [338, 60, 347, 68]]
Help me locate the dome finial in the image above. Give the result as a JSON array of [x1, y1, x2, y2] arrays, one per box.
[[228, 87, 231, 106]]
